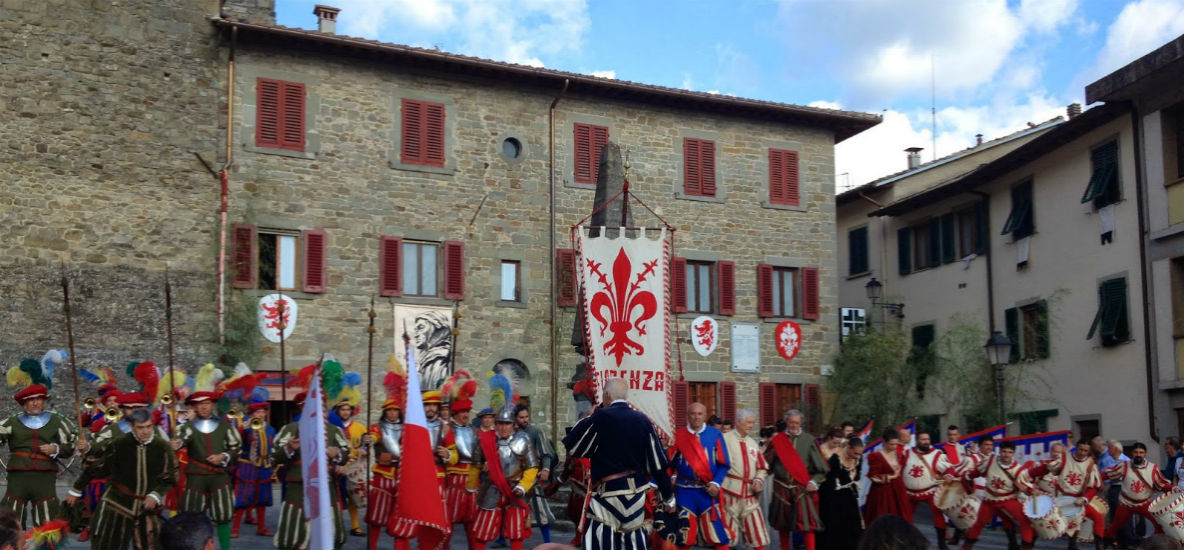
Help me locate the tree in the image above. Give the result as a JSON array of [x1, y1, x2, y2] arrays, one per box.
[[827, 330, 917, 432]]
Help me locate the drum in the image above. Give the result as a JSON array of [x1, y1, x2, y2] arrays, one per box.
[[1147, 489, 1184, 543], [1024, 494, 1066, 540], [934, 482, 981, 529], [1077, 497, 1108, 543], [1054, 496, 1085, 537]]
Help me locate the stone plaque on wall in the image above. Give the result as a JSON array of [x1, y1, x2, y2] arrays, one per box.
[[730, 323, 760, 373]]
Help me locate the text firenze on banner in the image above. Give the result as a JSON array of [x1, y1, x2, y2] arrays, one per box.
[[578, 226, 674, 441]]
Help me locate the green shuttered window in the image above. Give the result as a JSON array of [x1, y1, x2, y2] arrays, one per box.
[[1087, 277, 1129, 347], [1082, 141, 1121, 209], [1001, 181, 1035, 240]]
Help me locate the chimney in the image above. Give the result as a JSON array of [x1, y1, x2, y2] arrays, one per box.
[[905, 147, 923, 170], [1067, 102, 1082, 118], [314, 4, 340, 33], [976, 133, 984, 146]]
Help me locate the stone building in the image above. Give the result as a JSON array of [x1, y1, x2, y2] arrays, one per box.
[[836, 37, 1182, 446], [2, 0, 879, 437]]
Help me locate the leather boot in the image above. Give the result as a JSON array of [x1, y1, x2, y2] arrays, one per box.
[[949, 528, 964, 546], [1005, 528, 1020, 550], [936, 527, 949, 549]]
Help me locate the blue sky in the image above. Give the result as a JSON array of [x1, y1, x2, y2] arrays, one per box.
[[275, 0, 1184, 188]]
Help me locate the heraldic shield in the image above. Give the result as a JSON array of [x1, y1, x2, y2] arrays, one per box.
[[577, 226, 675, 442]]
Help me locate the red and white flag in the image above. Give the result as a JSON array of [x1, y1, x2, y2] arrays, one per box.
[[578, 227, 674, 441], [389, 342, 450, 545], [299, 364, 333, 550]]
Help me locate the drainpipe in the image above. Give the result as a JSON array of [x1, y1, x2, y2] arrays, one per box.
[[1128, 105, 1160, 444], [548, 78, 570, 444], [217, 26, 237, 346]]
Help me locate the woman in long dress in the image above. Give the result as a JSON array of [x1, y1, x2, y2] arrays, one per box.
[[818, 426, 845, 464], [820, 437, 866, 549], [863, 428, 913, 525]]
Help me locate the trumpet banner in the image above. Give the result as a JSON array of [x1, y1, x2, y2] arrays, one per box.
[[577, 227, 674, 442]]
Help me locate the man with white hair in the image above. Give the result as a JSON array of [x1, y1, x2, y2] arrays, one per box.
[[763, 409, 828, 550], [562, 378, 674, 550], [721, 409, 769, 550]]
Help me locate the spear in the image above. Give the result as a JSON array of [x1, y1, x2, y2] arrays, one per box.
[[365, 296, 376, 540], [165, 266, 177, 437], [278, 295, 288, 415], [60, 264, 84, 434]]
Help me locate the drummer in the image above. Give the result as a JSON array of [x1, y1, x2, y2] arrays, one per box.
[[1104, 443, 1174, 544], [903, 432, 957, 550], [960, 440, 1040, 550], [1028, 440, 1106, 550]]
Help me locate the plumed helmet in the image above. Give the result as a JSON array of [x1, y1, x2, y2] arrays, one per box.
[[496, 407, 516, 424]]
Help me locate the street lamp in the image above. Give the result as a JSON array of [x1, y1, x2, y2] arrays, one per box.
[[984, 331, 1013, 423], [864, 277, 905, 321]]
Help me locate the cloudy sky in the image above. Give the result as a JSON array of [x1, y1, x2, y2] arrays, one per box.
[[275, 0, 1183, 190]]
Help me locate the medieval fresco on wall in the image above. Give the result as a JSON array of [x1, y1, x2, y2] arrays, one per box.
[[393, 304, 453, 391]]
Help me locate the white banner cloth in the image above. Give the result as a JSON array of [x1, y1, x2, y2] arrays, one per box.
[[299, 367, 334, 550], [578, 227, 674, 442]]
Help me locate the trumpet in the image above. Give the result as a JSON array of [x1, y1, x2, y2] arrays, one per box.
[[160, 394, 174, 406], [103, 407, 120, 422], [82, 398, 97, 411], [248, 417, 266, 430], [227, 410, 244, 423]]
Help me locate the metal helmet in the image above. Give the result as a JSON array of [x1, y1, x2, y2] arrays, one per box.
[[496, 407, 516, 424]]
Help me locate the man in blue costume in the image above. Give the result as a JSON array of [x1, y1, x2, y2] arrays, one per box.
[[670, 401, 732, 550]]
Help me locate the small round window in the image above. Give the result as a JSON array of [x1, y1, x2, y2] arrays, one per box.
[[501, 137, 522, 160]]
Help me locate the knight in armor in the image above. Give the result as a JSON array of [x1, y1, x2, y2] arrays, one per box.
[[0, 377, 78, 529], [65, 407, 178, 550], [960, 440, 1041, 550], [513, 404, 557, 543], [272, 390, 350, 550], [366, 391, 407, 550], [670, 401, 733, 550], [441, 371, 480, 548], [231, 389, 274, 539], [422, 390, 451, 482], [172, 390, 242, 550], [469, 405, 539, 550], [562, 377, 675, 550], [903, 432, 958, 550], [1104, 442, 1174, 545]]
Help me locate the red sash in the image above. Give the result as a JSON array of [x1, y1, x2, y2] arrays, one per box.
[[675, 428, 713, 483], [943, 443, 960, 466], [771, 432, 811, 486], [479, 430, 528, 509]]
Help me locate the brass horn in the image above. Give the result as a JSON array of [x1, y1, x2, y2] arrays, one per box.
[[82, 397, 97, 411], [160, 394, 174, 406], [248, 417, 266, 430], [103, 407, 120, 422], [227, 410, 244, 423]]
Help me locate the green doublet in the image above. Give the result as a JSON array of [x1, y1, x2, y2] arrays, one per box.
[[73, 431, 178, 550], [0, 411, 78, 529], [175, 416, 242, 524]]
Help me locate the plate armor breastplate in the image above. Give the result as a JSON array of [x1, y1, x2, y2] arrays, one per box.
[[193, 417, 219, 434], [498, 432, 540, 478], [380, 421, 403, 457], [18, 412, 51, 430], [427, 419, 445, 450], [452, 424, 478, 463]]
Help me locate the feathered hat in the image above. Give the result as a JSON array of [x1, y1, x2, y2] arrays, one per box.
[[156, 366, 188, 404], [24, 518, 69, 550], [329, 371, 362, 411], [246, 386, 271, 413], [382, 354, 407, 411], [126, 361, 159, 407], [8, 354, 55, 392], [488, 370, 518, 423], [285, 354, 345, 405], [194, 363, 225, 393], [216, 362, 268, 411], [442, 370, 477, 413]]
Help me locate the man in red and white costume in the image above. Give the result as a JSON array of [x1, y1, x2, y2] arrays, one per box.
[[720, 409, 769, 550], [941, 426, 976, 477], [903, 431, 957, 550], [1104, 442, 1174, 544], [1028, 440, 1105, 550], [962, 440, 1040, 550]]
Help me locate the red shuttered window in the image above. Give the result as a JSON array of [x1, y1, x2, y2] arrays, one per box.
[[759, 382, 777, 428], [256, 78, 305, 151], [757, 264, 774, 317], [769, 148, 800, 206], [574, 123, 610, 184], [401, 99, 447, 167], [557, 249, 578, 307], [671, 257, 688, 313], [720, 381, 737, 425], [717, 260, 735, 316], [672, 380, 690, 429], [379, 236, 403, 297], [301, 229, 327, 293], [232, 224, 257, 289], [442, 240, 465, 300], [802, 267, 820, 320], [682, 138, 716, 197]]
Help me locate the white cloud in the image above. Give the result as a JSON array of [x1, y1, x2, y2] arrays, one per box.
[[1018, 0, 1078, 32], [336, 0, 590, 68], [809, 100, 843, 110], [1084, 0, 1184, 83], [591, 70, 616, 79], [680, 73, 694, 91]]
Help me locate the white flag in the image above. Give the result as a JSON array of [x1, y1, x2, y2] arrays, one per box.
[[299, 366, 334, 550]]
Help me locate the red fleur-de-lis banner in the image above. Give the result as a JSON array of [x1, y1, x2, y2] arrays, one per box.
[[578, 226, 674, 442]]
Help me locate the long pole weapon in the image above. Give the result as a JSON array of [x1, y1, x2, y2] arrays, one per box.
[[365, 296, 376, 539], [60, 264, 84, 434], [165, 266, 177, 437], [278, 295, 288, 417]]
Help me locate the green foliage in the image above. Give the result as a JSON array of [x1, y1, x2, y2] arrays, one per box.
[[828, 329, 916, 431], [218, 292, 262, 368], [927, 317, 1001, 428]]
